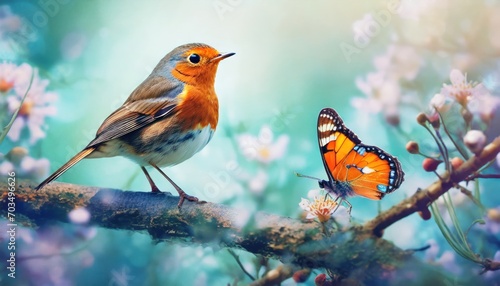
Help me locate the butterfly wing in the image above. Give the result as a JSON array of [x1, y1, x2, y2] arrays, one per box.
[[317, 108, 404, 200], [317, 108, 360, 190]]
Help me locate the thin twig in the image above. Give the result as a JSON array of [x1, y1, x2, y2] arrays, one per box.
[[436, 109, 469, 160], [405, 244, 431, 253], [227, 249, 256, 281], [466, 173, 500, 180]]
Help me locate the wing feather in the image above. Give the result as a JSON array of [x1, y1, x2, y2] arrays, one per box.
[[87, 76, 183, 148]]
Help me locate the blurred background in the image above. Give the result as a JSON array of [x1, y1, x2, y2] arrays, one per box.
[[1, 0, 500, 285]]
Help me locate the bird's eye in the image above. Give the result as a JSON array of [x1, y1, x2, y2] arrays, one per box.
[[188, 54, 201, 64]]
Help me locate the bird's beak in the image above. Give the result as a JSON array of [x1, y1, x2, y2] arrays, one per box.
[[210, 52, 235, 63]]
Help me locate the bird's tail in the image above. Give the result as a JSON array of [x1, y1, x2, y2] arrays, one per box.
[[35, 147, 95, 190]]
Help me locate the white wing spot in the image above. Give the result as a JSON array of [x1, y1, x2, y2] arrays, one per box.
[[320, 134, 337, 147], [318, 124, 335, 132], [320, 138, 328, 146], [362, 166, 375, 174]]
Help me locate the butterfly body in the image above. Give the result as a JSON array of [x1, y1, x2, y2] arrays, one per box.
[[317, 178, 355, 199], [312, 108, 404, 208]]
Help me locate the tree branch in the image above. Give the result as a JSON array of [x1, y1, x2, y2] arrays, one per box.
[[1, 181, 429, 283], [364, 136, 500, 236]]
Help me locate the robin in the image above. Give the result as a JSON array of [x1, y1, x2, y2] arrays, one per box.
[[36, 43, 234, 207]]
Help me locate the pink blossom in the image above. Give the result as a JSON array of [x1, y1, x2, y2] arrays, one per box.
[[425, 239, 461, 275], [468, 92, 500, 124], [68, 207, 91, 224], [440, 69, 489, 107], [428, 93, 452, 120], [248, 169, 268, 195], [352, 44, 421, 120], [0, 146, 49, 181], [0, 5, 22, 39], [353, 72, 401, 114], [1, 62, 57, 144], [463, 130, 486, 154], [299, 196, 338, 222], [299, 192, 350, 224], [237, 125, 289, 164], [373, 44, 421, 81]]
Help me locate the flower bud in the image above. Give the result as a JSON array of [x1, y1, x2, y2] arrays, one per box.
[[450, 157, 464, 169], [418, 208, 432, 220], [480, 112, 493, 125], [315, 273, 327, 286], [293, 269, 311, 283], [487, 208, 500, 223], [266, 269, 280, 280], [461, 108, 473, 125], [463, 130, 486, 154], [416, 113, 428, 126], [5, 146, 28, 165], [406, 141, 420, 154], [422, 158, 442, 172], [385, 112, 400, 127], [429, 117, 440, 130]]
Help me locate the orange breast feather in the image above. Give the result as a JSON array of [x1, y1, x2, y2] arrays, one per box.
[[176, 85, 219, 131]]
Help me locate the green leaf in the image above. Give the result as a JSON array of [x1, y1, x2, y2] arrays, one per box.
[[431, 202, 465, 257], [431, 198, 482, 264]]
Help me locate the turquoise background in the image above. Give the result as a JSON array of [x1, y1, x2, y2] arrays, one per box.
[[1, 0, 499, 285]]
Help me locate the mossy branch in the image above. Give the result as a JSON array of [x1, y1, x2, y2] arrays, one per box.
[[2, 181, 431, 283]]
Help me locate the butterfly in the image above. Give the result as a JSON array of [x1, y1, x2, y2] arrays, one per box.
[[298, 107, 405, 213]]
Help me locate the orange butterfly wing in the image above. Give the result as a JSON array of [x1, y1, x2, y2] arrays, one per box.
[[317, 108, 404, 200]]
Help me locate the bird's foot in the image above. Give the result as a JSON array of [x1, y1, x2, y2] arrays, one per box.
[[176, 191, 204, 208]]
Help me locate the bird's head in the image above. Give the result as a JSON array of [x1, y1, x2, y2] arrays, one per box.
[[155, 43, 234, 87]]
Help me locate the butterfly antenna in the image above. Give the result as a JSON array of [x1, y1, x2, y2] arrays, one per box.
[[294, 172, 322, 181]]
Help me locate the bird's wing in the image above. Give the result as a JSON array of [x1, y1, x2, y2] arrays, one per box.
[[87, 76, 182, 147]]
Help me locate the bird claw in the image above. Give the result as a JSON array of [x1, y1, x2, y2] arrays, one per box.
[[177, 192, 199, 208]]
